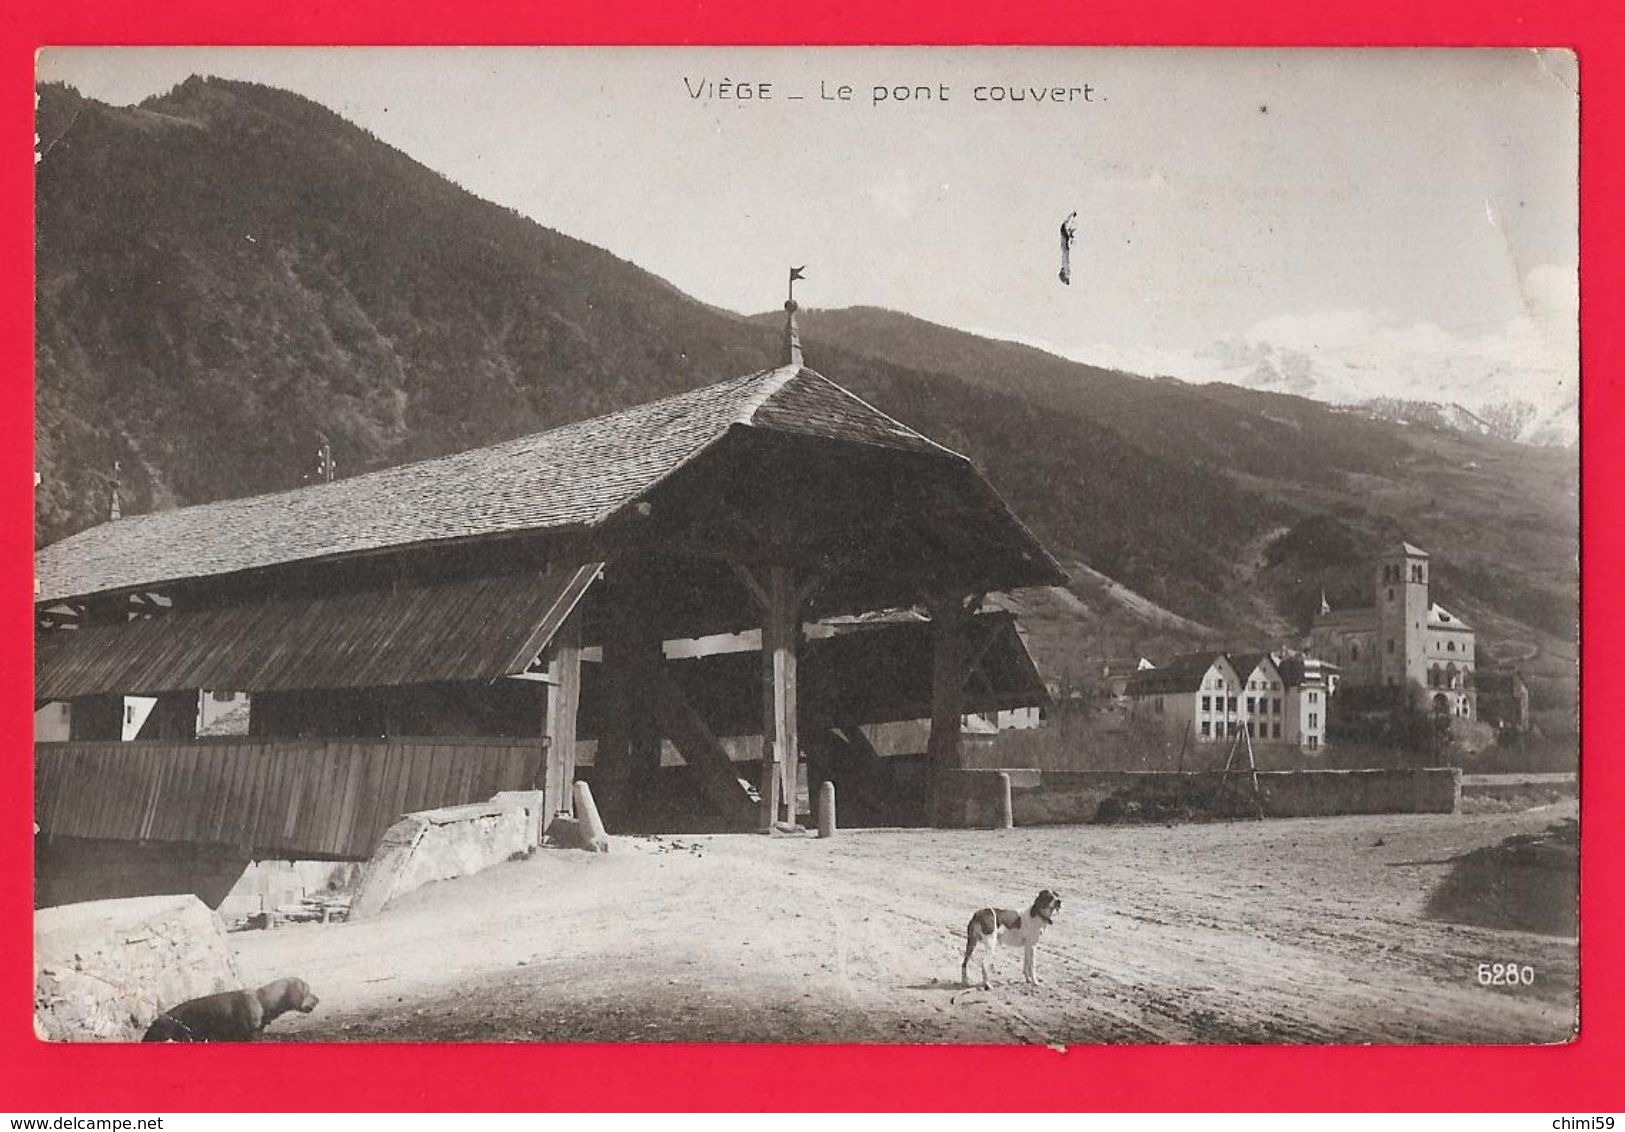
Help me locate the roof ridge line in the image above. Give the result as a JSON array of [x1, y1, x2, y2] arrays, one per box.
[[580, 367, 788, 530], [734, 364, 803, 425], [784, 368, 968, 461]]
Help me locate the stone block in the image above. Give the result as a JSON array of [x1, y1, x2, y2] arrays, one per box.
[[490, 789, 547, 847], [35, 895, 239, 1041], [351, 797, 533, 919]]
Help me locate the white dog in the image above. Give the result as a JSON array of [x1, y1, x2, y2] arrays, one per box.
[[960, 889, 1061, 989]]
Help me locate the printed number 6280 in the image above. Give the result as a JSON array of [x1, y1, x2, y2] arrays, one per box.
[[1477, 963, 1535, 986]]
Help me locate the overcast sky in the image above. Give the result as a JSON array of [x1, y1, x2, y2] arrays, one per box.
[[37, 47, 1579, 414]]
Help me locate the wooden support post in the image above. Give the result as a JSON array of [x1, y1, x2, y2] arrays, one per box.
[[759, 565, 800, 826], [595, 602, 633, 817], [627, 632, 665, 799], [995, 771, 1014, 830], [926, 591, 972, 825], [595, 560, 663, 822], [543, 604, 583, 817], [758, 761, 779, 832]]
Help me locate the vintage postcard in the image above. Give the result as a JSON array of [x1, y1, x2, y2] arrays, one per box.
[[31, 47, 1578, 1046]]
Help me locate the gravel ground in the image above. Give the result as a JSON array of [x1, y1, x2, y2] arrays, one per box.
[[234, 801, 1580, 1045]]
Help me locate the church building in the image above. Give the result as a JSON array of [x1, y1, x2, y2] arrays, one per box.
[[1307, 542, 1476, 719]]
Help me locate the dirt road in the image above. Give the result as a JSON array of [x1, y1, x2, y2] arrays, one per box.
[[235, 802, 1579, 1044]]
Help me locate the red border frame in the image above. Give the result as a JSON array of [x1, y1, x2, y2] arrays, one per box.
[[3, 0, 1618, 1112]]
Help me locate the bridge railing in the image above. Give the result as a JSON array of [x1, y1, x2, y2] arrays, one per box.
[[35, 736, 542, 860]]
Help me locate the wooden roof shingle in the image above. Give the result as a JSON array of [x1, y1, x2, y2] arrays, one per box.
[[36, 365, 966, 604], [36, 563, 602, 698]]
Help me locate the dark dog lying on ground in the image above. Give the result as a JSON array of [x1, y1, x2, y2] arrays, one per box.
[[142, 977, 319, 1042]]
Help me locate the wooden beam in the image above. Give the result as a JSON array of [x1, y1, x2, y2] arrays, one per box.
[[959, 617, 1003, 692], [730, 561, 771, 614], [758, 576, 779, 828], [543, 603, 583, 816], [774, 566, 800, 821], [759, 564, 800, 826], [621, 604, 666, 809], [593, 560, 661, 819], [649, 668, 757, 830], [926, 590, 973, 825]]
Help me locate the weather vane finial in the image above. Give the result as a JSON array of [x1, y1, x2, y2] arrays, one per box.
[[784, 266, 806, 367]]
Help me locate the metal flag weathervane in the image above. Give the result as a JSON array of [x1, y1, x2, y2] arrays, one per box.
[[784, 267, 807, 367]]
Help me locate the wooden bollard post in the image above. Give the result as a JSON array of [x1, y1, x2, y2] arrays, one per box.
[[995, 772, 1014, 830], [573, 780, 610, 853], [817, 780, 836, 838]]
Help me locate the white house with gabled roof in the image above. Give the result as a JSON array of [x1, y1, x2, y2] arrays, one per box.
[[1127, 650, 1330, 748]]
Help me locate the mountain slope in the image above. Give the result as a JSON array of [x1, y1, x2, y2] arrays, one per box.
[[798, 308, 1498, 496], [33, 78, 1577, 711], [34, 77, 1264, 618], [36, 78, 771, 531], [798, 308, 1577, 642]]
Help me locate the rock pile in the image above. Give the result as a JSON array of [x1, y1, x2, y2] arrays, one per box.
[[35, 895, 239, 1041]]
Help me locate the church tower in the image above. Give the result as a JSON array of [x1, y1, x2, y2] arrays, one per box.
[[1375, 542, 1430, 691]]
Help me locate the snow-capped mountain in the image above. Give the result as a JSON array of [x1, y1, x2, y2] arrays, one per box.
[[1069, 284, 1579, 448]]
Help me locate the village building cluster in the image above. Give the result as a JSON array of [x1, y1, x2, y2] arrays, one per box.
[[1118, 540, 1529, 751], [1123, 650, 1333, 749]]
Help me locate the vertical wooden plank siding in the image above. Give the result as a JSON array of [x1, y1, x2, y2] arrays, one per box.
[[280, 744, 307, 845], [309, 743, 341, 856], [401, 743, 429, 817], [241, 744, 260, 842], [227, 743, 253, 845], [174, 745, 202, 842], [36, 737, 541, 859], [199, 746, 228, 844], [422, 744, 449, 812], [387, 741, 413, 834], [244, 744, 273, 850], [139, 747, 167, 841], [325, 745, 352, 856], [354, 741, 391, 859]]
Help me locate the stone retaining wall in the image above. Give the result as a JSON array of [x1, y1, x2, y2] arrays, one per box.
[[939, 767, 1461, 828], [350, 791, 544, 919], [35, 895, 239, 1041]]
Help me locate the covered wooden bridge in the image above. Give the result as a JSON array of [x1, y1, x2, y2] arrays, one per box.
[[35, 309, 1064, 866]]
